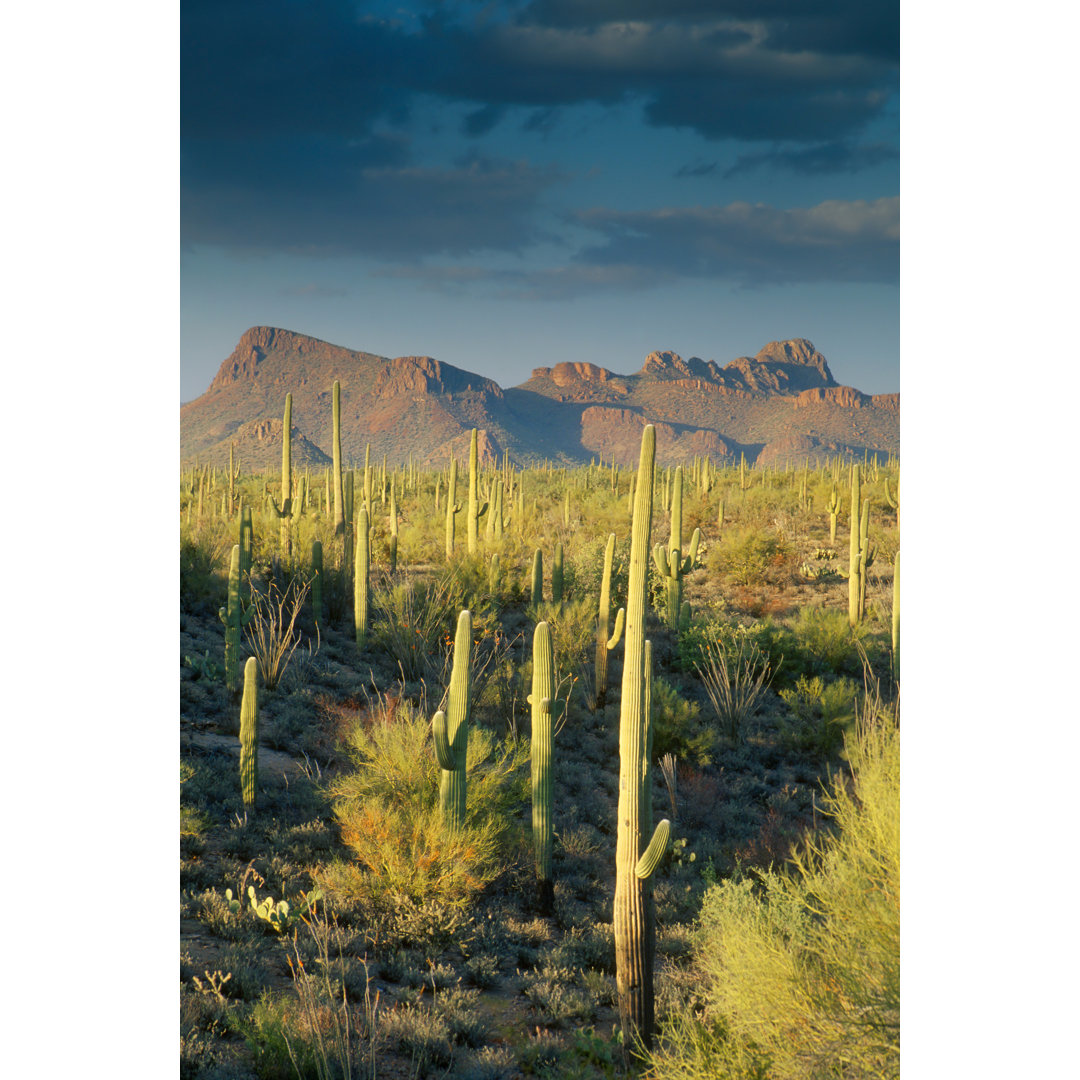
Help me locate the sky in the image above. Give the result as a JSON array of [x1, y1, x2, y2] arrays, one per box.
[[181, 0, 899, 402]]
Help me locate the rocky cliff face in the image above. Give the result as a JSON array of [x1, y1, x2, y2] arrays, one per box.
[[181, 328, 898, 466]]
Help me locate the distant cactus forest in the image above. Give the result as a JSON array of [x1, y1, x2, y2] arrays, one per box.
[[181, 382, 900, 1079]]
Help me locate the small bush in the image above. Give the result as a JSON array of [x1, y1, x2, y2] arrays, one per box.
[[325, 699, 529, 909], [708, 527, 792, 587], [650, 678, 715, 766], [649, 704, 900, 1080], [778, 675, 859, 757]]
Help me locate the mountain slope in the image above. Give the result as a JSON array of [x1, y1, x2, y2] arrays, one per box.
[[181, 328, 898, 467]]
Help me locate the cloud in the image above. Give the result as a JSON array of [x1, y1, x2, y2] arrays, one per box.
[[572, 197, 899, 286], [182, 147, 565, 257], [724, 140, 899, 177], [371, 195, 898, 296]]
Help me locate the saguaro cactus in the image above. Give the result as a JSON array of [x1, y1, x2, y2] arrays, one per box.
[[848, 464, 862, 627], [531, 548, 544, 606], [827, 486, 842, 545], [332, 381, 345, 540], [652, 467, 701, 630], [593, 533, 625, 711], [529, 621, 556, 914], [388, 481, 399, 574], [354, 506, 369, 650], [446, 457, 462, 559], [615, 425, 670, 1057], [267, 393, 293, 560], [219, 545, 253, 693], [311, 540, 323, 628], [891, 550, 900, 681], [239, 657, 259, 811], [552, 543, 564, 607], [432, 610, 473, 830], [467, 429, 488, 554]]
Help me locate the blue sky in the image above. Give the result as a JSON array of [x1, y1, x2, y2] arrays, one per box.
[[181, 0, 899, 401]]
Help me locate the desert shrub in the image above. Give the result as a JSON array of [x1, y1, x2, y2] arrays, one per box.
[[325, 699, 529, 909], [244, 574, 313, 691], [696, 631, 774, 742], [778, 675, 859, 757], [374, 572, 460, 682], [650, 678, 716, 766], [707, 526, 792, 587], [787, 605, 872, 679], [180, 522, 233, 611], [522, 965, 596, 1026], [649, 705, 899, 1080]]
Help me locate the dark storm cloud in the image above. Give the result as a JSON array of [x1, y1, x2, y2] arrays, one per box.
[[182, 1, 897, 257], [183, 146, 563, 257], [571, 197, 899, 286], [724, 140, 899, 177]]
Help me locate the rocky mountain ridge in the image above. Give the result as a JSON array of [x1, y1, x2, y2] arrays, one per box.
[[181, 327, 898, 468]]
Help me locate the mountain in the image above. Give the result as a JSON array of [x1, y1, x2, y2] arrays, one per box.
[[180, 327, 898, 468]]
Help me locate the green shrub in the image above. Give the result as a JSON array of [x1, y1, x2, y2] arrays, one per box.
[[708, 527, 791, 587], [649, 707, 899, 1079], [650, 678, 716, 766], [788, 605, 871, 678], [324, 699, 529, 909], [778, 675, 859, 758]]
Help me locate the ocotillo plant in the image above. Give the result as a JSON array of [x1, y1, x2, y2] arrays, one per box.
[[593, 533, 625, 711], [332, 380, 345, 541], [467, 429, 488, 554], [652, 467, 701, 630], [239, 657, 259, 811], [354, 506, 370, 651], [311, 539, 323, 628], [446, 456, 462, 559], [615, 424, 671, 1058], [531, 548, 544, 607], [848, 464, 862, 627], [219, 545, 253, 694], [529, 620, 556, 914], [432, 610, 473, 830]]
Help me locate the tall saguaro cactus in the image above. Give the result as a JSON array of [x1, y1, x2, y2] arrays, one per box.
[[529, 620, 556, 914], [593, 533, 625, 711], [552, 542, 564, 607], [388, 481, 398, 574], [219, 545, 253, 694], [652, 467, 701, 630], [445, 457, 462, 559], [467, 429, 488, 554], [311, 540, 323, 629], [332, 381, 345, 541], [827, 486, 842, 546], [615, 424, 671, 1057], [354, 506, 370, 651], [432, 610, 473, 830], [267, 393, 293, 561], [239, 657, 259, 811], [531, 548, 544, 607], [848, 464, 862, 627], [891, 551, 900, 682]]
